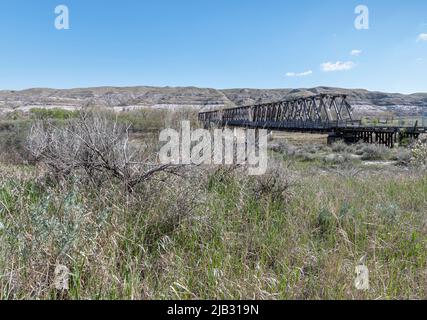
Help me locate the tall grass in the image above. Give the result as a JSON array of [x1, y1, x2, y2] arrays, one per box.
[[0, 160, 425, 299], [0, 112, 425, 300]]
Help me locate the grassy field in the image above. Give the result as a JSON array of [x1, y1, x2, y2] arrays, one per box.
[[0, 111, 426, 300]]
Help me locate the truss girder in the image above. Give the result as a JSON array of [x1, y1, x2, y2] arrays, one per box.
[[198, 94, 354, 128]]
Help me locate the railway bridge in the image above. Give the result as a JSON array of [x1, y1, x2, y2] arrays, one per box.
[[198, 94, 427, 148]]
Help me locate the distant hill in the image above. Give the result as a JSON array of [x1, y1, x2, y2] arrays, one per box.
[[0, 86, 426, 116]]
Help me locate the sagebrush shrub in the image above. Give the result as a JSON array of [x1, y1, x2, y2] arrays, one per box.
[[411, 139, 427, 167], [360, 144, 390, 161]]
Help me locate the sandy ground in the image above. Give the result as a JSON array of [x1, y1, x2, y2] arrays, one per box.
[[271, 131, 328, 145]]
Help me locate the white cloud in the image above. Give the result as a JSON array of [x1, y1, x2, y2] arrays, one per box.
[[286, 70, 313, 77], [351, 49, 362, 56], [417, 33, 427, 41], [321, 61, 355, 72]]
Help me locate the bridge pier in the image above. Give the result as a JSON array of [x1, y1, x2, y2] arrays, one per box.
[[329, 130, 397, 148], [328, 129, 422, 148]]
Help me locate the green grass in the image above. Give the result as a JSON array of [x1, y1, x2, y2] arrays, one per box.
[[0, 157, 425, 300]]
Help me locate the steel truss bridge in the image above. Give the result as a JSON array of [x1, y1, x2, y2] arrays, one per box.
[[198, 94, 427, 148]]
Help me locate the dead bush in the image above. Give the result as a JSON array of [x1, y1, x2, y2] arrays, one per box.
[[26, 110, 179, 192], [249, 159, 294, 203]]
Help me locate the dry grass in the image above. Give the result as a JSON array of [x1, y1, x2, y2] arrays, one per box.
[[271, 132, 328, 146], [0, 114, 426, 300], [0, 159, 425, 299]]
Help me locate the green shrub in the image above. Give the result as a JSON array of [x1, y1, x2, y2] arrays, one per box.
[[117, 108, 199, 132], [30, 108, 79, 120]]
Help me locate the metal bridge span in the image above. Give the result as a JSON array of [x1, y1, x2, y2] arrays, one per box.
[[198, 94, 427, 148]]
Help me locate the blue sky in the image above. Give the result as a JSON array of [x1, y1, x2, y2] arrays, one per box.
[[0, 0, 426, 93]]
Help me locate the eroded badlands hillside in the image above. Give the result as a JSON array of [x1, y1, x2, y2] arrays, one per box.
[[0, 86, 426, 116]]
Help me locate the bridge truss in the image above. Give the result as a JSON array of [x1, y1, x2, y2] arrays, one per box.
[[198, 94, 426, 148]]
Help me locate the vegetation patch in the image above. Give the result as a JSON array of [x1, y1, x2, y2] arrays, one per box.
[[0, 112, 426, 300]]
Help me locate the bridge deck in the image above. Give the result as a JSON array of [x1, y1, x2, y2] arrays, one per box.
[[214, 120, 427, 134], [221, 120, 425, 132]]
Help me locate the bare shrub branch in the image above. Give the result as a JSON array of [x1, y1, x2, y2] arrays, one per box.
[[26, 109, 180, 191]]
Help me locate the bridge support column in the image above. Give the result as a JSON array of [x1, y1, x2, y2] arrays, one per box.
[[329, 130, 400, 148]]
